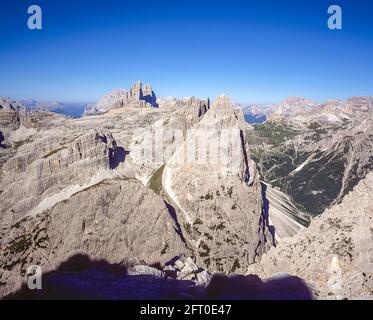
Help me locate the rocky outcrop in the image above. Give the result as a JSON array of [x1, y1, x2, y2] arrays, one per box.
[[126, 255, 211, 285], [0, 177, 190, 297], [128, 96, 210, 184], [162, 95, 271, 273], [83, 81, 158, 115], [0, 98, 23, 147], [0, 130, 124, 227], [0, 98, 63, 149], [247, 172, 373, 300], [163, 255, 211, 285]]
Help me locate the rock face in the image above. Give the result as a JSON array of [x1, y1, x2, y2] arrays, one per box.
[[1, 91, 274, 298], [0, 166, 190, 297], [162, 95, 271, 273], [163, 255, 211, 285], [0, 88, 216, 297], [128, 96, 210, 184], [247, 172, 373, 300], [83, 81, 158, 115], [0, 130, 123, 227], [0, 98, 27, 147]]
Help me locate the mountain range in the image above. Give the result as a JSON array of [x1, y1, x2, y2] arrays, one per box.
[[0, 82, 372, 300]]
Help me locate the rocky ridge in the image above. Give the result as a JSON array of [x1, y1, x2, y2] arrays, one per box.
[[1, 86, 372, 300], [0, 87, 273, 298], [83, 81, 159, 115], [247, 172, 373, 300], [162, 95, 272, 273]]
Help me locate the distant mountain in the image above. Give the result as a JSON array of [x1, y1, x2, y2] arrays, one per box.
[[244, 113, 266, 124], [21, 99, 61, 111], [248, 103, 373, 215], [274, 96, 317, 116], [83, 81, 159, 115], [21, 99, 87, 118], [48, 103, 87, 118]]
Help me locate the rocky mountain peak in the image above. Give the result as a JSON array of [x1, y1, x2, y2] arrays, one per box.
[[203, 95, 246, 131], [83, 81, 158, 115], [211, 94, 234, 110], [129, 80, 142, 100]]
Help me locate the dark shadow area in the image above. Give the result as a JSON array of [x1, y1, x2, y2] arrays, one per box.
[[55, 254, 128, 276], [164, 201, 187, 244], [0, 131, 6, 148], [206, 273, 313, 300], [4, 254, 129, 300], [261, 182, 276, 245], [142, 90, 159, 108], [240, 130, 251, 183], [109, 145, 128, 169], [4, 254, 313, 300], [4, 254, 200, 300]]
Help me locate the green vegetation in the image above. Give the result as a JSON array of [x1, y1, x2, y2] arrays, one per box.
[[331, 236, 355, 261], [199, 241, 210, 257], [42, 146, 67, 159], [230, 259, 241, 273], [203, 258, 211, 268], [183, 222, 192, 234], [200, 192, 213, 200], [307, 122, 328, 137], [216, 222, 225, 231], [161, 243, 169, 255], [253, 121, 298, 145], [194, 218, 203, 225], [307, 122, 321, 130], [148, 164, 165, 195], [8, 235, 32, 255], [11, 216, 29, 229], [12, 138, 32, 149], [1, 222, 50, 275]]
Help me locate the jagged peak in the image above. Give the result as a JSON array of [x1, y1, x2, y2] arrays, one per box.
[[212, 94, 234, 109]]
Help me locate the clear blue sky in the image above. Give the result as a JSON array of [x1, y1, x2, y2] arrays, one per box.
[[1, 0, 372, 103]]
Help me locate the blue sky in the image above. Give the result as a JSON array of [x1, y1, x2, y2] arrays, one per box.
[[0, 0, 372, 103]]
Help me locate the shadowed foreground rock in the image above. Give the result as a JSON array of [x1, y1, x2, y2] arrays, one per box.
[[5, 254, 313, 300]]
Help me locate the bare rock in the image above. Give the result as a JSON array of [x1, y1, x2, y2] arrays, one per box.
[[0, 178, 189, 297], [162, 95, 271, 274], [247, 172, 373, 300], [0, 130, 123, 227], [164, 256, 211, 285], [83, 81, 159, 115]]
